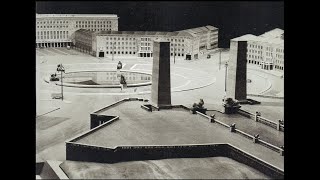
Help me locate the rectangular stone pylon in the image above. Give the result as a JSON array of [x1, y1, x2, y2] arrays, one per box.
[[227, 40, 247, 101], [151, 40, 171, 107]]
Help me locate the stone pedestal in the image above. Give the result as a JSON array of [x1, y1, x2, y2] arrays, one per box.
[[151, 40, 171, 107], [224, 105, 241, 114]]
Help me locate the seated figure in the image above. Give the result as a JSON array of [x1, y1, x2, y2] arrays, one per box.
[[117, 61, 123, 70], [191, 99, 207, 114], [120, 74, 127, 90]]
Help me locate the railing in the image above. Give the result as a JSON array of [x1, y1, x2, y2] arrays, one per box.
[[247, 94, 284, 99], [194, 110, 283, 154], [257, 116, 278, 129], [237, 109, 284, 132]]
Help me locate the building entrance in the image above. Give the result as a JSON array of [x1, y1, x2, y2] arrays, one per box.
[[99, 52, 104, 57]]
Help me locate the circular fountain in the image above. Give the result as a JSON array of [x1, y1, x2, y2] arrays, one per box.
[[52, 70, 152, 88]]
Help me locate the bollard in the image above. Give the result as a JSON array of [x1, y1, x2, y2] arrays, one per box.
[[279, 146, 284, 156], [277, 120, 281, 131], [255, 111, 261, 122], [210, 114, 215, 123], [253, 134, 260, 143], [230, 123, 236, 132]]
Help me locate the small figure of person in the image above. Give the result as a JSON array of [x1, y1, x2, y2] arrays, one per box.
[[120, 74, 127, 91], [117, 61, 122, 70], [198, 99, 204, 108]]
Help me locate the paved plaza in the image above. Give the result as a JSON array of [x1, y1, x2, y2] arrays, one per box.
[[36, 47, 284, 172]]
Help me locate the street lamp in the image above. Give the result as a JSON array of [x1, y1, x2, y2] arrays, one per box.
[[112, 42, 115, 61], [57, 64, 65, 101], [174, 47, 176, 64], [225, 62, 228, 92], [219, 49, 222, 70]]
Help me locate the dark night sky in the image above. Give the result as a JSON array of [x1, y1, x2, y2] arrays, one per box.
[[36, 1, 284, 48]]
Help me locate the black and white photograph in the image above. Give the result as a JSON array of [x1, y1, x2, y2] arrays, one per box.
[[35, 1, 284, 179]]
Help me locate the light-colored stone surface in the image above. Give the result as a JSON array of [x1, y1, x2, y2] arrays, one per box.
[[36, 48, 284, 172], [60, 157, 271, 179]]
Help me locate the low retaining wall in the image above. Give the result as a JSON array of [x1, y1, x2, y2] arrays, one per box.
[[65, 143, 283, 179], [36, 162, 44, 175], [66, 143, 229, 163], [227, 145, 284, 179]]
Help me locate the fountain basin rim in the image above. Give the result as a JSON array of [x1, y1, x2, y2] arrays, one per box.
[[53, 70, 152, 88]]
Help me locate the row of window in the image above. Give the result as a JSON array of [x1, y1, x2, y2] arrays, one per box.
[[37, 31, 69, 40], [275, 59, 284, 64], [274, 65, 284, 70], [76, 24, 111, 28], [141, 37, 151, 41], [171, 48, 184, 52], [106, 37, 136, 40], [140, 47, 151, 50], [141, 42, 151, 46], [106, 41, 185, 47], [170, 43, 184, 47], [276, 54, 284, 59], [276, 48, 284, 53], [37, 20, 68, 24], [266, 47, 273, 51], [248, 54, 262, 59], [104, 37, 187, 43], [106, 46, 136, 50], [76, 21, 111, 24], [37, 25, 68, 28], [103, 51, 185, 57], [106, 42, 136, 46], [105, 51, 136, 55], [167, 38, 184, 42], [248, 49, 262, 54], [170, 53, 184, 56], [249, 44, 263, 49], [248, 60, 260, 65]]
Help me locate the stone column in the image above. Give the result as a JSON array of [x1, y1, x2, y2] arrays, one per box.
[[227, 40, 247, 101], [151, 40, 171, 107]]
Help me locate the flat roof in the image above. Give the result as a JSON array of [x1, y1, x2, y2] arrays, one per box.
[[72, 100, 283, 169], [232, 34, 283, 45], [177, 25, 218, 37], [94, 30, 193, 38], [36, 13, 118, 18], [231, 28, 284, 45], [259, 28, 284, 38]]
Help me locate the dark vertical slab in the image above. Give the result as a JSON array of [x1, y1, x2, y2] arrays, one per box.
[[151, 40, 171, 107], [227, 40, 247, 101]]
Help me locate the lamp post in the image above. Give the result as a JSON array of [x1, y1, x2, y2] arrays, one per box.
[[219, 49, 222, 70], [225, 62, 228, 93], [174, 47, 176, 64], [57, 64, 65, 101], [112, 42, 115, 61]]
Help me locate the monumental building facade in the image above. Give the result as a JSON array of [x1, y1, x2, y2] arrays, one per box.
[[36, 14, 219, 60], [74, 25, 218, 60], [36, 14, 119, 48], [233, 28, 284, 71]]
